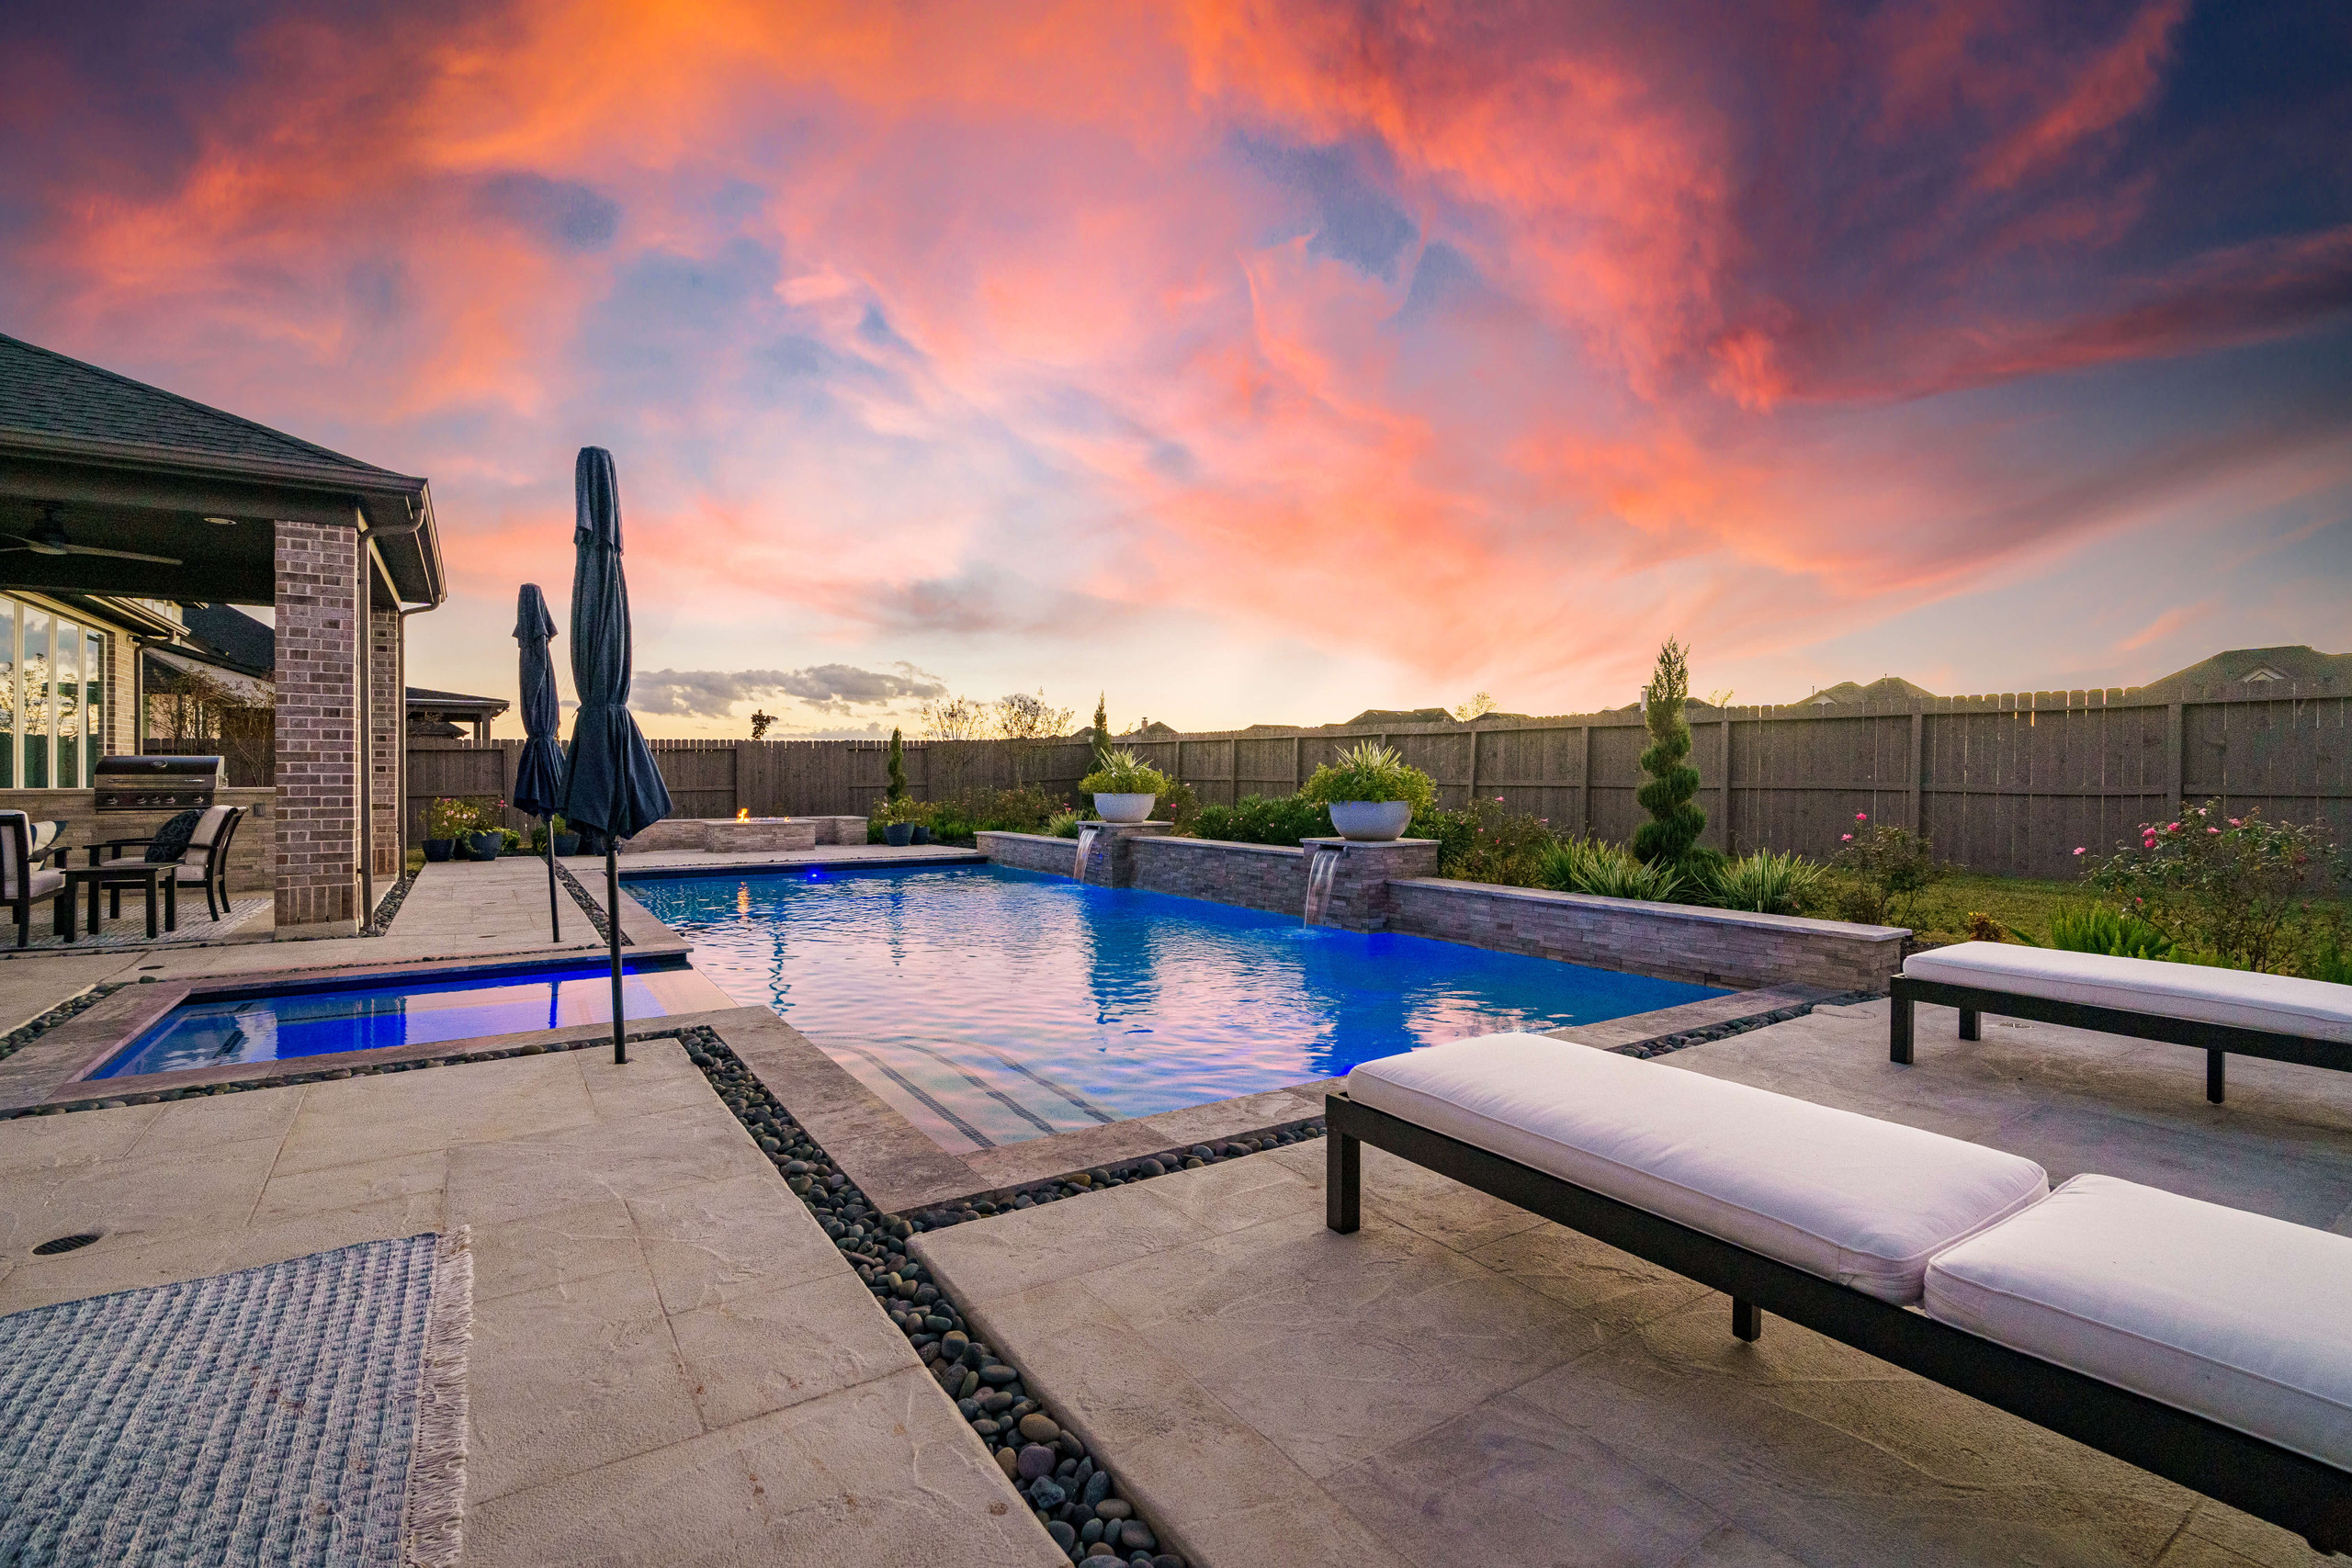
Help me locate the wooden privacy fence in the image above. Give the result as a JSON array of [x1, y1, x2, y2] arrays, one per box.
[[408, 678, 2347, 880]]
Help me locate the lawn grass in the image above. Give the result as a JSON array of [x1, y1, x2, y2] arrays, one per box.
[[1890, 872, 2090, 945]]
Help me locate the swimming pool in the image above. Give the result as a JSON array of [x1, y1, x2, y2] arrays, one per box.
[[95, 959, 728, 1079], [629, 863, 1722, 1153]]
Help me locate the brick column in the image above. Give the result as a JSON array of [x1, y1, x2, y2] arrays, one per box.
[[369, 606, 402, 882], [274, 519, 364, 937]]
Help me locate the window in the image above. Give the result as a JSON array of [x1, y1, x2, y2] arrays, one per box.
[[0, 597, 110, 789], [21, 606, 50, 788], [55, 625, 80, 787], [0, 598, 13, 788], [85, 629, 105, 772]]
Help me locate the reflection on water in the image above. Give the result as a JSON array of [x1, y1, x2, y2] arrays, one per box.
[[632, 864, 1721, 1153]]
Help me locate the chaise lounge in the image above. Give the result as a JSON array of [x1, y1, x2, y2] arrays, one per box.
[[1325, 1032, 2352, 1555], [1891, 940, 2352, 1102]]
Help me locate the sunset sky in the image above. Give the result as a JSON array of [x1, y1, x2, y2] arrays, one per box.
[[3, 0, 2346, 737]]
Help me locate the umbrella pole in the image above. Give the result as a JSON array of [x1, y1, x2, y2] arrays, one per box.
[[607, 843, 627, 1065], [546, 814, 561, 942]]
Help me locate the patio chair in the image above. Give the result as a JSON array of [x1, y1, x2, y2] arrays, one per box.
[[1325, 1032, 2352, 1554], [94, 804, 246, 921], [0, 809, 74, 947]]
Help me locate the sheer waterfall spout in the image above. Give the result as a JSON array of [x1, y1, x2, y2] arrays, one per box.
[[1303, 843, 1343, 926], [1073, 825, 1101, 882]]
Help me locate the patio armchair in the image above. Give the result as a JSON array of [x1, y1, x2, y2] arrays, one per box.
[[92, 804, 246, 921], [0, 809, 74, 946]]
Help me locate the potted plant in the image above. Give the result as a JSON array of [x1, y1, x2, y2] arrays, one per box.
[[876, 795, 922, 846], [533, 814, 582, 856], [1080, 749, 1171, 824], [1300, 741, 1437, 841], [424, 797, 473, 862]]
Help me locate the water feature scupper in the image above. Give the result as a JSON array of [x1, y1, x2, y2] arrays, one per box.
[[1302, 842, 1343, 927], [1072, 825, 1100, 882]]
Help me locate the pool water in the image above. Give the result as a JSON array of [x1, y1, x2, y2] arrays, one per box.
[[629, 863, 1722, 1153], [96, 961, 726, 1079]]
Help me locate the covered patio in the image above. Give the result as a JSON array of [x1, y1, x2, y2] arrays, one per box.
[[0, 333, 446, 939]]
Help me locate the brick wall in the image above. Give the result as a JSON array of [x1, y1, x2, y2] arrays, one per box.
[[273, 520, 362, 934], [1387, 878, 1905, 992], [368, 607, 401, 881]]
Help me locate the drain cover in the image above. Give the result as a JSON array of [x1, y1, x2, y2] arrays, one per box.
[[32, 1233, 100, 1256]]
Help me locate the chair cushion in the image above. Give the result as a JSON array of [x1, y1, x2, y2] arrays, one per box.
[[3, 867, 65, 901], [186, 804, 232, 849], [1347, 1033, 2049, 1303], [1925, 1174, 2352, 1469], [1904, 941, 2352, 1043], [27, 820, 58, 856]]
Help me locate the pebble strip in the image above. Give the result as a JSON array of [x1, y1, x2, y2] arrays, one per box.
[[681, 1027, 1328, 1566], [551, 861, 631, 946], [0, 984, 126, 1069], [360, 866, 423, 937], [1610, 987, 1883, 1060]]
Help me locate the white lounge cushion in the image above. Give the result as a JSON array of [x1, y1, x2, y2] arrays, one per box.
[[186, 804, 232, 849], [1925, 1174, 2352, 1469], [3, 867, 64, 901], [1905, 941, 2352, 1043], [1347, 1033, 2048, 1303]]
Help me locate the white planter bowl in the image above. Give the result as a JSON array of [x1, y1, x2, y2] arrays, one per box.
[[1329, 800, 1413, 841], [1092, 793, 1157, 824]]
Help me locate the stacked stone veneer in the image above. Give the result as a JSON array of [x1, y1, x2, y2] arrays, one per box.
[[625, 818, 820, 853], [1387, 878, 1905, 991], [977, 823, 1173, 886], [1119, 835, 1441, 931], [274, 520, 363, 936]]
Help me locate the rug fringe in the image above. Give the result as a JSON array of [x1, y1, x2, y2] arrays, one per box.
[[401, 1228, 473, 1568]]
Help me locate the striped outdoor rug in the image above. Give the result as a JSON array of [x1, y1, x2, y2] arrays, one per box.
[[0, 1232, 470, 1567]]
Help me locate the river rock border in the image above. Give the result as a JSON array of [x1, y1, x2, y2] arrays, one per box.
[[553, 860, 630, 945], [1609, 987, 1882, 1059]]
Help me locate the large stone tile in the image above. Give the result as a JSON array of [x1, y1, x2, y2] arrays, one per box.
[[468, 1253, 705, 1503], [726, 1366, 1064, 1566], [2167, 1500, 2333, 1568], [1510, 1296, 2197, 1568], [273, 1054, 600, 1175], [130, 1081, 306, 1153], [469, 1196, 642, 1303], [465, 1427, 770, 1568], [1355, 1141, 1553, 1253], [211, 1193, 446, 1274], [668, 1268, 920, 1429], [1136, 1145, 1318, 1235], [0, 1100, 164, 1172], [0, 1227, 232, 1313], [577, 1041, 720, 1122], [1083, 1206, 1605, 1479], [912, 1176, 1209, 1302], [1322, 1389, 1728, 1568], [0, 1133, 283, 1258], [1465, 1221, 1713, 1332], [626, 1173, 845, 1313], [1135, 1085, 1326, 1150], [249, 1148, 446, 1223], [444, 1102, 769, 1228]]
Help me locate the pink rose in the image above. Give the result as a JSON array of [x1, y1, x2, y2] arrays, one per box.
[[2207, 827, 2220, 835], [2229, 818, 2242, 827], [1841, 833, 1853, 841], [1855, 812, 1868, 821], [2166, 822, 2180, 832], [2073, 847, 2086, 855]]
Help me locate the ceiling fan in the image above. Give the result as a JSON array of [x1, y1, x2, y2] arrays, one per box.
[[0, 507, 182, 567]]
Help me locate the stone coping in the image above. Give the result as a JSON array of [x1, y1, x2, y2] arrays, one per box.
[[1389, 875, 1909, 942], [616, 851, 987, 881]]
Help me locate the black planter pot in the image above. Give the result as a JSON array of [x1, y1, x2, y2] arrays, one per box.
[[423, 838, 454, 863], [883, 822, 915, 847], [552, 832, 582, 856], [910, 824, 931, 845], [466, 830, 503, 861]]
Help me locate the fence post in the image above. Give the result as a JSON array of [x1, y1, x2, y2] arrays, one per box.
[[1465, 727, 1479, 804], [1291, 735, 1302, 794], [1579, 726, 1593, 837], [2165, 702, 2184, 807], [1719, 715, 1732, 851], [1907, 705, 1924, 834]]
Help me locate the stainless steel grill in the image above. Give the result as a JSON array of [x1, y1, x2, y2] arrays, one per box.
[[95, 755, 221, 812]]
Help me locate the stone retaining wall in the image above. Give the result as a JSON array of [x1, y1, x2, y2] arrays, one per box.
[[1387, 878, 1905, 992], [1125, 837, 1305, 916], [975, 831, 1084, 879]]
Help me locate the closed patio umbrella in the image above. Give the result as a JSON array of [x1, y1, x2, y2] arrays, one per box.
[[557, 447, 673, 1063], [512, 583, 566, 943]]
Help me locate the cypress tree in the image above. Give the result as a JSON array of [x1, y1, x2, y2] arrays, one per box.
[[887, 727, 908, 803], [1091, 693, 1111, 770], [1632, 638, 1707, 865]]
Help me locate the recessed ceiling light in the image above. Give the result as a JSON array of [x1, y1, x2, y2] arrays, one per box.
[[202, 515, 238, 526]]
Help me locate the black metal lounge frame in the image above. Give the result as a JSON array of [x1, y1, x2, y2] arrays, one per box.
[[1323, 1089, 2352, 1556], [1891, 975, 2346, 1104]]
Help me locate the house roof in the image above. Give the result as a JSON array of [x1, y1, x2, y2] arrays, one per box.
[[177, 603, 275, 677], [406, 686, 509, 717], [1794, 675, 1940, 707], [0, 333, 446, 606], [2135, 645, 2350, 697]]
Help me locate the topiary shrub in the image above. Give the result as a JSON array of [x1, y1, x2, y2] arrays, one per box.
[[1633, 638, 1707, 867], [887, 727, 909, 804]]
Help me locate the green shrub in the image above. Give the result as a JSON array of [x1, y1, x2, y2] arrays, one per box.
[[1703, 849, 1824, 915], [1425, 796, 1556, 886], [1300, 741, 1437, 816], [2041, 904, 2175, 960], [1193, 794, 1333, 846], [874, 795, 925, 827], [499, 827, 525, 854], [1046, 809, 1083, 840], [426, 797, 492, 840], [2082, 802, 2345, 973], [1633, 639, 1707, 866], [1540, 838, 1687, 902], [886, 728, 908, 804], [1080, 748, 1172, 797], [1827, 814, 1948, 926]]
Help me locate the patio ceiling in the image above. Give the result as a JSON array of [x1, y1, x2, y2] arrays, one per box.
[[0, 334, 445, 608]]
